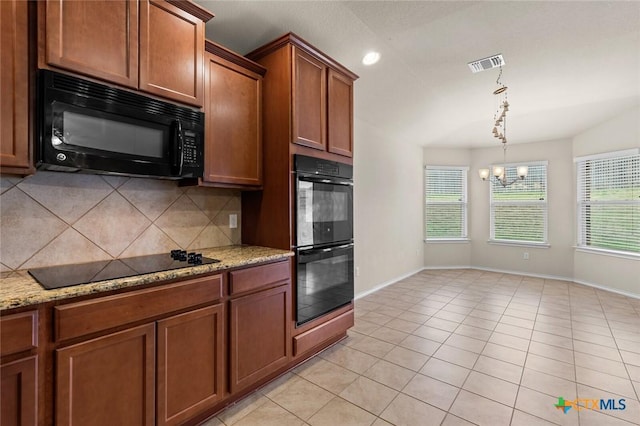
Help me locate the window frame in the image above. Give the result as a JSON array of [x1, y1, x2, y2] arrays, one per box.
[[489, 161, 549, 246], [575, 149, 640, 257], [424, 165, 469, 242]]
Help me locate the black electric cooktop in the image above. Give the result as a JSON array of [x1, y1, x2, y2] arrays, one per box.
[[28, 250, 219, 290]]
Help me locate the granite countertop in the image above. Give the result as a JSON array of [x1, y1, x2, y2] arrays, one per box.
[[0, 245, 293, 311]]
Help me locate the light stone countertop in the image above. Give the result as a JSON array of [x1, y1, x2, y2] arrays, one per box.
[[0, 245, 293, 311]]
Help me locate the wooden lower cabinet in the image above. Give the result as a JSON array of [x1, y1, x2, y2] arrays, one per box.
[[157, 304, 225, 426], [1, 356, 37, 426], [229, 284, 291, 393], [55, 324, 156, 426]]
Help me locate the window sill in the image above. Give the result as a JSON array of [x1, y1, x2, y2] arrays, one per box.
[[488, 240, 550, 249], [425, 238, 470, 244], [574, 247, 640, 261]]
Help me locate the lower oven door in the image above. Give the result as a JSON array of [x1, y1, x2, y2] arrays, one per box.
[[296, 242, 354, 326]]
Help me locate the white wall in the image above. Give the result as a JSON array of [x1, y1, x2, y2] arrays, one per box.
[[470, 139, 575, 279], [572, 106, 640, 295], [423, 148, 472, 268], [365, 107, 639, 298], [353, 117, 424, 296]]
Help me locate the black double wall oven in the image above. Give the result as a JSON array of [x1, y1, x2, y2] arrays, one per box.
[[294, 155, 354, 326]]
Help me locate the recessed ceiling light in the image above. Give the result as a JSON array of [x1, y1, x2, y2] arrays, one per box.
[[362, 51, 380, 66]]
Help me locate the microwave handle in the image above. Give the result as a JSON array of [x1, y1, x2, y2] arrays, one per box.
[[171, 120, 184, 176]]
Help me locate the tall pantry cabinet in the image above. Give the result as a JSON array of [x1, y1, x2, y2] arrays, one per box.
[[242, 32, 358, 251], [242, 33, 358, 360]]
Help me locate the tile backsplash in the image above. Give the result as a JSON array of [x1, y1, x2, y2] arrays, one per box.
[[0, 172, 241, 271]]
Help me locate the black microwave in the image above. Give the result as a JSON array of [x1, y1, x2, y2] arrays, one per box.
[[37, 70, 204, 179]]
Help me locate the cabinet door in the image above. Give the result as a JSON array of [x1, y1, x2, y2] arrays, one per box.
[[292, 47, 326, 151], [229, 284, 291, 393], [203, 53, 262, 186], [0, 0, 30, 170], [139, 0, 204, 107], [156, 304, 224, 426], [1, 356, 37, 426], [56, 324, 155, 426], [44, 0, 138, 88], [327, 69, 354, 158]]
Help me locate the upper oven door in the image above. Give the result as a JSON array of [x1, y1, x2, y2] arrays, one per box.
[[296, 173, 353, 248]]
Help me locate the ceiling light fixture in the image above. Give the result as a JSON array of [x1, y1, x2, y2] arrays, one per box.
[[478, 63, 528, 186], [362, 51, 380, 66]]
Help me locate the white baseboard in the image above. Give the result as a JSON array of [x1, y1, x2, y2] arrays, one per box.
[[572, 278, 640, 300], [422, 265, 471, 270], [373, 265, 640, 300], [470, 266, 573, 282], [355, 266, 425, 300]]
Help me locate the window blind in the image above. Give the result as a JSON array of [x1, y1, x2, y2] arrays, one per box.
[[490, 163, 547, 243], [425, 166, 467, 240], [576, 151, 640, 254]]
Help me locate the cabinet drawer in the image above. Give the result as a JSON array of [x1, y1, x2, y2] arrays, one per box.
[[229, 260, 290, 296], [0, 311, 38, 356], [54, 274, 223, 342], [293, 309, 353, 356]]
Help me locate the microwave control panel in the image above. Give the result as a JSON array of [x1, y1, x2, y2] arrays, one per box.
[[183, 131, 199, 166]]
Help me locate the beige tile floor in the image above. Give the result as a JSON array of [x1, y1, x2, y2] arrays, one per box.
[[202, 269, 640, 426]]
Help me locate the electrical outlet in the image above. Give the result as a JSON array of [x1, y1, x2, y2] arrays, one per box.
[[523, 252, 529, 260], [356, 267, 360, 277], [229, 214, 238, 229]]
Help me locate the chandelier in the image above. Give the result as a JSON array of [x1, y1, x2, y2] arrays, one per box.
[[478, 65, 528, 186]]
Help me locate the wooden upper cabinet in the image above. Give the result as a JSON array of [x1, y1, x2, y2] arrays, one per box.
[[293, 47, 327, 151], [0, 0, 32, 173], [247, 33, 357, 160], [44, 0, 139, 88], [327, 69, 354, 157], [202, 42, 266, 187], [41, 0, 212, 107], [139, 0, 205, 107]]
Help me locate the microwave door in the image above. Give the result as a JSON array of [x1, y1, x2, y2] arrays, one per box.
[[45, 102, 173, 176]]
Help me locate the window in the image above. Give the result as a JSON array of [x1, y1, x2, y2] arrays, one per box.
[[576, 149, 640, 255], [424, 166, 468, 240], [490, 162, 548, 244]]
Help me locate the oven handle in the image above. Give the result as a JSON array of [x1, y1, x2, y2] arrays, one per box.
[[297, 174, 353, 187], [298, 243, 354, 255]]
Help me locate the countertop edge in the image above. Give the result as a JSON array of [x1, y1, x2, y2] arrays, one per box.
[[0, 246, 294, 312]]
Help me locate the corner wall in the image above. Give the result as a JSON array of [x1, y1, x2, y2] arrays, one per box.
[[469, 139, 575, 279], [572, 106, 640, 295], [353, 117, 424, 296], [421, 107, 639, 297]]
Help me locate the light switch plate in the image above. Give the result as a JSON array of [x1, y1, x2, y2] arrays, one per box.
[[229, 214, 238, 229]]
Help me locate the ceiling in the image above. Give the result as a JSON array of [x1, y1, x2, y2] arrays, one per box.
[[195, 1, 640, 148]]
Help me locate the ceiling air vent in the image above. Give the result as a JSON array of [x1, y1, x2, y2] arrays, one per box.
[[468, 54, 505, 73]]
